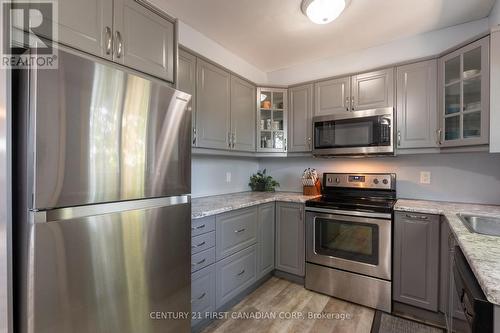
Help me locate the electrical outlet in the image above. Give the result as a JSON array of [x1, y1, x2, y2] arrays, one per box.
[[226, 172, 231, 183], [420, 171, 431, 184]]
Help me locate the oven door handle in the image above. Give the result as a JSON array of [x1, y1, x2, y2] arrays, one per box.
[[305, 207, 392, 220]]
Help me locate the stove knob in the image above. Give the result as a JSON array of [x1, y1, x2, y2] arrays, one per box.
[[382, 179, 388, 185], [335, 177, 340, 184], [373, 178, 379, 185], [327, 177, 332, 183]]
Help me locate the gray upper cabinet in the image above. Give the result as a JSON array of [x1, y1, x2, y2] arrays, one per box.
[[196, 58, 231, 150], [113, 0, 175, 82], [438, 36, 490, 148], [314, 77, 351, 115], [50, 0, 113, 59], [275, 202, 305, 277], [351, 68, 394, 111], [396, 60, 438, 149], [177, 49, 197, 146], [394, 212, 440, 312], [289, 84, 313, 152], [231, 76, 256, 152], [257, 203, 275, 279]]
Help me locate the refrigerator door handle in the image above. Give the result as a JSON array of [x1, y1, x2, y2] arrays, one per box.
[[32, 195, 190, 223]]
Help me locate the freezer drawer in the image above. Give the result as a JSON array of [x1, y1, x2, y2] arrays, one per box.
[[27, 201, 191, 333], [25, 49, 191, 210]]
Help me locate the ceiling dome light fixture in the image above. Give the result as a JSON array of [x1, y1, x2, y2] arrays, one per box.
[[301, 0, 349, 25]]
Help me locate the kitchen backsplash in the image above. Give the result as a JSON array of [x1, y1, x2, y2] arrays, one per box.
[[192, 152, 500, 205]]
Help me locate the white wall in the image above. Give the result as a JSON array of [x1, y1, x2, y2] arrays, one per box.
[[258, 153, 500, 205], [267, 19, 489, 85], [191, 156, 259, 198], [490, 0, 500, 27]]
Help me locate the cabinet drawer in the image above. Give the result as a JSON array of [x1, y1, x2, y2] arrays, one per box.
[[215, 245, 257, 308], [191, 247, 215, 273], [216, 207, 257, 260], [191, 264, 216, 323], [191, 231, 215, 255], [192, 216, 215, 237]]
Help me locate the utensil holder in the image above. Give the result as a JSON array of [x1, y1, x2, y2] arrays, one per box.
[[303, 179, 321, 195]]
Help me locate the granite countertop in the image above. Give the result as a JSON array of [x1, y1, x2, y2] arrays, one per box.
[[395, 199, 500, 306], [191, 191, 319, 219]]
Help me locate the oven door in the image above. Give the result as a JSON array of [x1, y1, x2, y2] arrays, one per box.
[[312, 108, 394, 156], [306, 211, 391, 280]]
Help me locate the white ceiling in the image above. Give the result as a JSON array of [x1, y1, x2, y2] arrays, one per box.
[[157, 0, 496, 72]]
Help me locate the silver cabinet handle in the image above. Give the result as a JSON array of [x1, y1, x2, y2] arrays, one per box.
[[195, 292, 206, 300], [284, 138, 287, 152], [228, 132, 232, 149], [405, 214, 429, 220], [104, 26, 112, 55], [114, 31, 123, 58], [307, 137, 312, 149], [397, 130, 401, 147], [436, 129, 442, 145], [191, 241, 206, 249], [192, 127, 197, 146], [236, 269, 245, 276], [232, 132, 236, 149], [192, 258, 206, 266], [345, 96, 350, 111], [191, 224, 206, 231], [234, 228, 246, 233], [351, 96, 355, 111]]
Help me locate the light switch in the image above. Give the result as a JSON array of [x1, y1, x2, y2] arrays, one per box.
[[420, 171, 431, 184]]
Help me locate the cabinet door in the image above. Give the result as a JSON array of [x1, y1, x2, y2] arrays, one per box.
[[394, 212, 440, 311], [314, 77, 351, 115], [440, 221, 466, 320], [438, 36, 490, 147], [231, 76, 256, 152], [257, 203, 275, 279], [37, 0, 113, 59], [275, 202, 304, 276], [196, 59, 231, 150], [396, 60, 438, 149], [289, 84, 313, 152], [113, 0, 175, 82], [177, 49, 197, 146], [351, 68, 394, 110]]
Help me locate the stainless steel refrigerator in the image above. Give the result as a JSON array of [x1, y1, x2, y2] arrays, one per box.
[[12, 47, 192, 333]]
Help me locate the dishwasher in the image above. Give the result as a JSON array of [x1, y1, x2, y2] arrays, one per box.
[[452, 246, 493, 333]]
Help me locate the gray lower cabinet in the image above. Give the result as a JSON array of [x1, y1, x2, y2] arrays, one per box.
[[113, 0, 175, 82], [215, 245, 257, 308], [275, 202, 305, 276], [178, 49, 197, 146], [394, 212, 440, 311], [216, 207, 258, 260], [396, 60, 438, 149], [289, 84, 313, 152], [196, 58, 231, 150], [351, 68, 394, 111], [231, 76, 256, 152], [257, 203, 275, 279], [440, 221, 465, 320], [191, 264, 216, 326], [314, 77, 351, 115]]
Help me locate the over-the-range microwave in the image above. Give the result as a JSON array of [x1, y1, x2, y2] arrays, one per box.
[[312, 107, 394, 157]]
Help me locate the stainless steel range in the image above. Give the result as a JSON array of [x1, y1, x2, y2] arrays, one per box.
[[305, 173, 396, 312]]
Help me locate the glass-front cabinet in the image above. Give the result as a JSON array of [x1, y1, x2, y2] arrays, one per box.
[[438, 37, 490, 147], [257, 88, 288, 152]]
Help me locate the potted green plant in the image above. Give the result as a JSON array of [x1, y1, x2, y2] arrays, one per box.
[[249, 169, 280, 192]]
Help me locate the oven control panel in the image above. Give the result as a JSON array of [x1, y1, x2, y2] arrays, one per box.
[[324, 173, 396, 190]]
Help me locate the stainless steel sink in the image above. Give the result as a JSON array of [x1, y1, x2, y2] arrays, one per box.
[[457, 214, 500, 237]]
